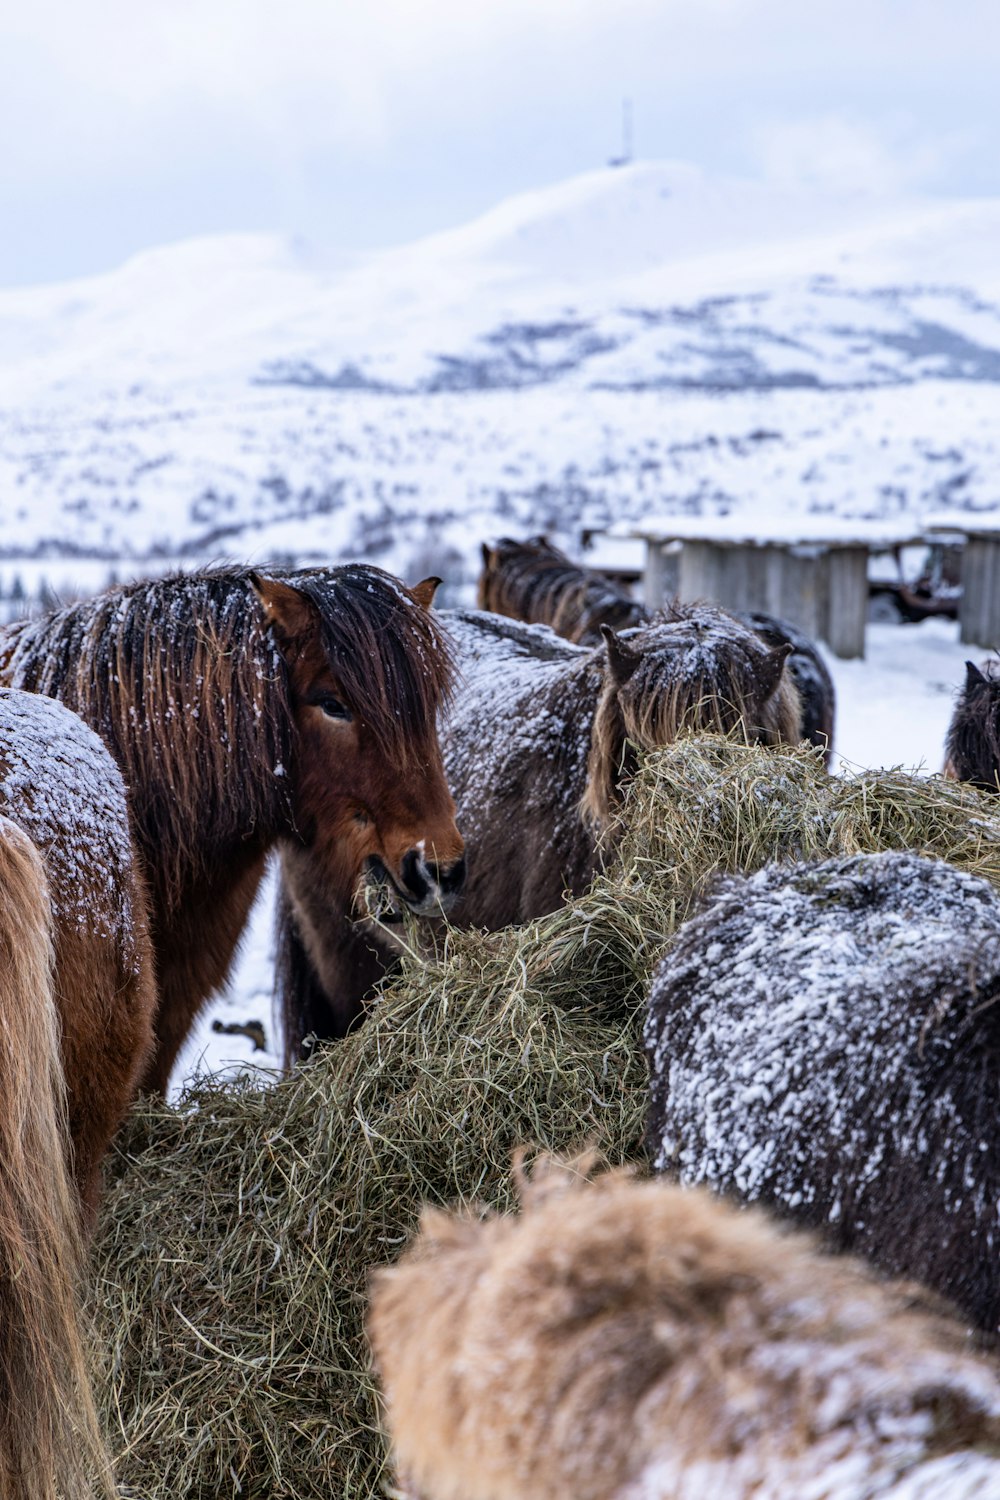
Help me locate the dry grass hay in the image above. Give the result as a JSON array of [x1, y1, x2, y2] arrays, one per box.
[[89, 735, 1000, 1497], [90, 945, 648, 1498]]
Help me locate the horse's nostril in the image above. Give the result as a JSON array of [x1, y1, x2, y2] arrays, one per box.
[[399, 848, 429, 904], [432, 855, 466, 896]]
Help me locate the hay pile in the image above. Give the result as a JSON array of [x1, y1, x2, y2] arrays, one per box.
[[90, 736, 1000, 1498]]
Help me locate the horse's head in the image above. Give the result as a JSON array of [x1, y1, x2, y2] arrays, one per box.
[[252, 568, 465, 915], [944, 658, 1000, 790], [583, 605, 801, 824]]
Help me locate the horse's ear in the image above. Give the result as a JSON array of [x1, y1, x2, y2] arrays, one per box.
[[758, 642, 794, 702], [249, 573, 317, 641], [480, 542, 494, 571], [410, 577, 442, 612], [966, 660, 989, 690], [600, 625, 641, 687]]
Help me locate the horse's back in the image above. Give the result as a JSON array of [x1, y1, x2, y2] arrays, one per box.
[[646, 848, 1000, 1332], [0, 688, 156, 1208], [438, 610, 597, 922]]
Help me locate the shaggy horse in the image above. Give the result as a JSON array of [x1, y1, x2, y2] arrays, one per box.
[[0, 689, 156, 1500], [478, 535, 649, 641], [478, 534, 836, 761], [944, 658, 1000, 791], [280, 603, 801, 1060], [369, 1159, 1000, 1500], [0, 565, 463, 1092], [646, 849, 1000, 1333]]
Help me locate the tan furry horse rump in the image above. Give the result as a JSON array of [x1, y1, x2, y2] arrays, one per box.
[[369, 1162, 1000, 1500]]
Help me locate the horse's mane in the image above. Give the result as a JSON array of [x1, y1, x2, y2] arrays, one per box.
[[945, 662, 1000, 792], [480, 536, 648, 644], [0, 565, 453, 909]]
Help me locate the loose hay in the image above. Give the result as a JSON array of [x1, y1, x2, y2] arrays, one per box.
[[90, 735, 1000, 1498], [91, 948, 648, 1499]]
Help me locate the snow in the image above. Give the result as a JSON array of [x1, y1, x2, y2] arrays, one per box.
[[1, 162, 1000, 591], [0, 156, 986, 1095]]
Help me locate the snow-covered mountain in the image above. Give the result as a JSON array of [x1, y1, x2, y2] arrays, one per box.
[[2, 161, 1000, 593]]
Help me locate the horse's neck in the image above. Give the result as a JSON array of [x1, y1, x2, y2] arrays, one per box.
[[444, 653, 601, 919]]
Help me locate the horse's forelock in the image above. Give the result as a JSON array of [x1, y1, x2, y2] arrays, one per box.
[[290, 567, 454, 761], [583, 609, 801, 824], [619, 613, 798, 743]]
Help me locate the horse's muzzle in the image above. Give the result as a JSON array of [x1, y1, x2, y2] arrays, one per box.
[[396, 849, 466, 915]]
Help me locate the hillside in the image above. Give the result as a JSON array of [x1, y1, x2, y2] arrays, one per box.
[[2, 161, 1000, 593]]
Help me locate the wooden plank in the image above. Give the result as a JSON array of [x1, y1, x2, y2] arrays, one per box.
[[678, 541, 726, 604], [961, 537, 1000, 648], [643, 542, 679, 608], [768, 548, 825, 643], [825, 548, 868, 659]]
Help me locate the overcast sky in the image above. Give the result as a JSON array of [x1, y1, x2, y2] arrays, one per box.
[[3, 0, 999, 287]]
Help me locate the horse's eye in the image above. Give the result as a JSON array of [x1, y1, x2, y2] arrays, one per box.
[[318, 697, 351, 721]]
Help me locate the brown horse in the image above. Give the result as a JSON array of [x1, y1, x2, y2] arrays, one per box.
[[944, 658, 1000, 791], [369, 1159, 1000, 1500], [0, 688, 157, 1500], [478, 534, 649, 641], [0, 565, 464, 1092], [280, 603, 801, 1060], [479, 534, 836, 762]]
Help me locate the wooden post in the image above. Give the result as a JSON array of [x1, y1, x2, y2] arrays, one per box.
[[678, 541, 726, 605], [643, 542, 679, 608], [960, 534, 1000, 648], [766, 547, 825, 643], [824, 547, 868, 659]]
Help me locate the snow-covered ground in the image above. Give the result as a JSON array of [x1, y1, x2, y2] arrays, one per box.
[[171, 613, 978, 1096]]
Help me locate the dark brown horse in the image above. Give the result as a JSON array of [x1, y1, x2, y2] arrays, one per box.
[[944, 658, 1000, 791], [0, 688, 157, 1500], [478, 534, 836, 762], [646, 849, 1000, 1334], [478, 535, 649, 641], [0, 565, 464, 1092], [280, 603, 801, 1061]]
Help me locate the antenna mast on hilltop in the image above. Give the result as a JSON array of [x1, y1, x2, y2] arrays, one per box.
[[608, 99, 634, 168]]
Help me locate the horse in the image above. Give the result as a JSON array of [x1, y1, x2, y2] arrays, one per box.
[[646, 848, 1000, 1334], [279, 602, 801, 1061], [944, 658, 1000, 791], [0, 565, 464, 1093], [478, 534, 836, 762], [0, 688, 157, 1500], [368, 1157, 1000, 1500], [478, 535, 649, 641]]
